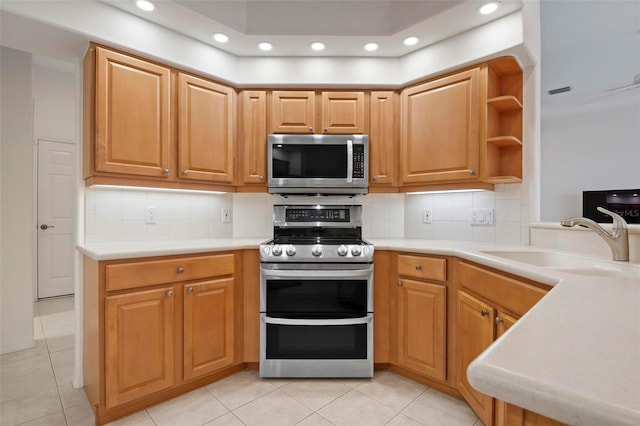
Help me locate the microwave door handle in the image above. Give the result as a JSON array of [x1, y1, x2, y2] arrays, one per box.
[[346, 138, 353, 183]]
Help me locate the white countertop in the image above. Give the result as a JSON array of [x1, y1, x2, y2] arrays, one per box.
[[77, 238, 640, 424]]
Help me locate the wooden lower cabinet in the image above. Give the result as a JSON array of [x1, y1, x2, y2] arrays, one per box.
[[183, 278, 235, 380], [393, 254, 448, 382], [105, 287, 175, 409], [84, 252, 241, 425], [457, 290, 496, 425], [397, 279, 446, 380], [456, 261, 552, 426]]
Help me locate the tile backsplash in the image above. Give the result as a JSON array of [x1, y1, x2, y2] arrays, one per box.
[[85, 188, 233, 243], [86, 184, 527, 244]]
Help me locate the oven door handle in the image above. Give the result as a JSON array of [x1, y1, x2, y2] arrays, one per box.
[[260, 268, 372, 279], [262, 314, 373, 326]]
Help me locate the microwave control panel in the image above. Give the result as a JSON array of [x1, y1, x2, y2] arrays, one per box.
[[353, 145, 365, 179]]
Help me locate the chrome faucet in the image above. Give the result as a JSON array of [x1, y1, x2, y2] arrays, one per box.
[[561, 207, 629, 261]]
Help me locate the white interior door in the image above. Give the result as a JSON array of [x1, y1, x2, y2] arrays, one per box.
[[38, 139, 75, 298]]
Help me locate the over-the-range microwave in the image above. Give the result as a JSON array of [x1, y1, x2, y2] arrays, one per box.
[[267, 134, 369, 195]]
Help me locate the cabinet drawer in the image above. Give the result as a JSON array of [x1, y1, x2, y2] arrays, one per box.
[[397, 255, 447, 282], [106, 254, 235, 291], [458, 261, 547, 316]]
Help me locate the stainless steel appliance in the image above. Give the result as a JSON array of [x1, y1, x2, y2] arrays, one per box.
[[267, 134, 368, 195], [259, 204, 374, 378]]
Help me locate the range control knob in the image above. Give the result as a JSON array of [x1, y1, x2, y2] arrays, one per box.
[[311, 245, 323, 257], [272, 245, 283, 256], [286, 246, 297, 256], [351, 245, 362, 256], [337, 245, 348, 256]]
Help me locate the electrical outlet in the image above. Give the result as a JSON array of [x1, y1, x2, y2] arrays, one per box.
[[422, 208, 432, 224], [471, 208, 494, 225], [145, 207, 156, 224], [222, 208, 232, 223]]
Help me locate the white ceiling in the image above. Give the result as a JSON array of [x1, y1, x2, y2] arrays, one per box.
[[540, 0, 640, 119], [101, 0, 523, 57]]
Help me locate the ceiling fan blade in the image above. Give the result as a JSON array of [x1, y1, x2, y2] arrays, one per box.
[[604, 82, 640, 93]]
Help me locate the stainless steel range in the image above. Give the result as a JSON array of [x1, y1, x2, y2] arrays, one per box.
[[259, 204, 374, 378]]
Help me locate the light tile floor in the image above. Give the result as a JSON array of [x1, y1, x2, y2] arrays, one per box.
[[0, 296, 483, 426]]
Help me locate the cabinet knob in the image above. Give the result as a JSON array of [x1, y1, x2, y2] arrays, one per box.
[[323, 128, 328, 133], [177, 267, 184, 273], [163, 169, 169, 175], [372, 176, 377, 182], [182, 170, 188, 176], [187, 287, 194, 294], [481, 309, 489, 317], [308, 127, 313, 132], [259, 175, 264, 181], [495, 317, 504, 325], [469, 170, 476, 176], [397, 280, 403, 287], [415, 265, 422, 270], [167, 290, 173, 297]]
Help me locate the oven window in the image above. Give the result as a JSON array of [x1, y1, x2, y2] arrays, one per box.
[[266, 279, 367, 318], [266, 323, 367, 359], [272, 145, 347, 178]]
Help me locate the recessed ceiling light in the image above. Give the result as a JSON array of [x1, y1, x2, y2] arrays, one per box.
[[212, 33, 229, 43], [479, 1, 500, 15], [135, 0, 155, 12], [363, 42, 379, 52], [403, 36, 419, 46], [310, 42, 325, 51], [258, 42, 273, 51]]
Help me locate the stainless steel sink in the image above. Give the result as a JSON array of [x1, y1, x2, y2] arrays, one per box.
[[481, 250, 640, 279]]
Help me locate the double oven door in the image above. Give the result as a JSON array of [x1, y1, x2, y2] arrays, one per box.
[[260, 263, 373, 378]]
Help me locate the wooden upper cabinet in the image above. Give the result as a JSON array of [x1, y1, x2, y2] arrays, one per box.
[[369, 91, 397, 186], [95, 47, 171, 177], [401, 67, 480, 184], [105, 287, 175, 409], [178, 73, 235, 183], [239, 91, 268, 185], [271, 91, 315, 133], [183, 278, 235, 380], [457, 290, 495, 426], [321, 91, 366, 134]]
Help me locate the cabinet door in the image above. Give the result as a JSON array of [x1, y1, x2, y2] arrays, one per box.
[[369, 91, 396, 186], [239, 91, 267, 185], [183, 278, 235, 380], [178, 73, 235, 183], [105, 287, 175, 409], [401, 68, 480, 184], [397, 278, 446, 381], [321, 91, 366, 134], [494, 311, 519, 426], [457, 290, 494, 426], [95, 48, 171, 177], [271, 91, 315, 133]]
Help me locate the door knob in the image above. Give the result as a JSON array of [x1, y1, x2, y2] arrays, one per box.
[[40, 224, 55, 230]]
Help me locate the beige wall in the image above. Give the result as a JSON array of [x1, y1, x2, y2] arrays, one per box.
[[1, 46, 35, 353]]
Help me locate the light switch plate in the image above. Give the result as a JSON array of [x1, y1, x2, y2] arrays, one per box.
[[423, 208, 432, 224], [471, 208, 494, 225], [222, 208, 232, 223]]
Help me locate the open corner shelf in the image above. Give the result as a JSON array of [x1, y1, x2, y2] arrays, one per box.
[[487, 136, 522, 148], [487, 95, 522, 112]]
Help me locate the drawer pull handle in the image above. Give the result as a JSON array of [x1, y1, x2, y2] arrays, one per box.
[[187, 287, 194, 294], [495, 317, 504, 325], [397, 280, 403, 287], [167, 290, 173, 297], [177, 267, 184, 274], [415, 265, 422, 270], [481, 309, 489, 317]]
